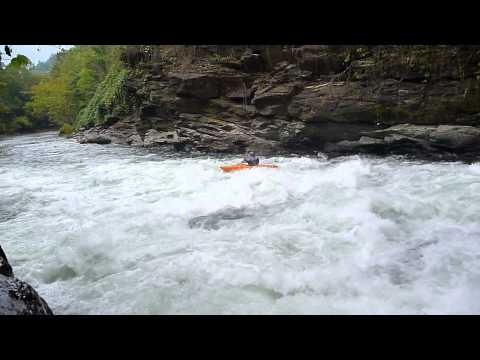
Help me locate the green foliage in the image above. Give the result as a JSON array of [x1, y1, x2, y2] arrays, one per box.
[[0, 64, 45, 134], [8, 55, 31, 69], [76, 66, 129, 128], [28, 77, 74, 124], [58, 122, 74, 136], [0, 46, 131, 135], [2, 46, 127, 135], [14, 116, 32, 129], [29, 45, 125, 128]]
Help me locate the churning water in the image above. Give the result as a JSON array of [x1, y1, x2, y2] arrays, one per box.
[[1, 132, 480, 314]]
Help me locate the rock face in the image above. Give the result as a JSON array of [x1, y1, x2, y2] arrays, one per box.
[[0, 245, 53, 315], [75, 45, 480, 161], [325, 124, 480, 160], [0, 246, 13, 278]]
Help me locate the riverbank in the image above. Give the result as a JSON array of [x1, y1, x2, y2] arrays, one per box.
[[74, 46, 480, 162]]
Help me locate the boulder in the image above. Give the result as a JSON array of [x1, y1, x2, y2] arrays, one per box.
[[0, 246, 13, 277], [430, 125, 480, 150], [364, 124, 480, 151], [323, 124, 480, 157], [79, 134, 112, 145], [0, 276, 54, 315], [0, 245, 53, 315]]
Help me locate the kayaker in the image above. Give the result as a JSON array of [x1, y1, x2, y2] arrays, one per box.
[[243, 151, 259, 166]]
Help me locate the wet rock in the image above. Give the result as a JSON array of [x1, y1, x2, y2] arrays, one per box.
[[0, 276, 54, 315], [0, 245, 53, 315], [127, 134, 144, 146], [189, 207, 253, 230], [365, 124, 480, 151], [0, 246, 13, 277], [426, 125, 480, 150], [79, 134, 112, 145], [324, 124, 480, 157]]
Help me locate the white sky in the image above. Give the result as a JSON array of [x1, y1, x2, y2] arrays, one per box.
[[2, 45, 74, 65]]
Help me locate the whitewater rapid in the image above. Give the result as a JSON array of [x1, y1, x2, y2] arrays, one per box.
[[1, 132, 480, 314]]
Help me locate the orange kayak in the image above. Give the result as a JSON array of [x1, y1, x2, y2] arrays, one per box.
[[220, 163, 279, 173]]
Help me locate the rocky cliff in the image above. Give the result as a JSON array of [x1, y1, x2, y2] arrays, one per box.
[[75, 45, 480, 161], [0, 245, 53, 315]]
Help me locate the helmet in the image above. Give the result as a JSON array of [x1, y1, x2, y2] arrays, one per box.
[[248, 151, 255, 156]]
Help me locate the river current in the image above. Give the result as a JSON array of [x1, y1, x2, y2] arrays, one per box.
[[1, 131, 480, 314]]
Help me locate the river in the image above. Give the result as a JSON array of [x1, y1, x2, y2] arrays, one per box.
[[1, 131, 480, 314]]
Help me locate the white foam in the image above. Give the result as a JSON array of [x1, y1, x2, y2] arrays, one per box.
[[2, 132, 480, 314]]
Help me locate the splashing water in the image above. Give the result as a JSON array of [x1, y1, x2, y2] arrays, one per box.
[[1, 132, 480, 314]]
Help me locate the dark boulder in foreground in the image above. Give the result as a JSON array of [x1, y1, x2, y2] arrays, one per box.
[[0, 245, 53, 315], [0, 246, 13, 277]]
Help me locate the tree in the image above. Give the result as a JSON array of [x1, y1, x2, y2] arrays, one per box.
[[0, 60, 45, 133], [28, 45, 125, 128], [1, 45, 127, 134], [28, 77, 74, 125], [1, 46, 32, 70]]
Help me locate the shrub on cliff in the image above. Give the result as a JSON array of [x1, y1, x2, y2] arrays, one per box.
[[76, 65, 131, 129]]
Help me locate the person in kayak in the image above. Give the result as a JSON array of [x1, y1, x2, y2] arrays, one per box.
[[243, 151, 259, 166]]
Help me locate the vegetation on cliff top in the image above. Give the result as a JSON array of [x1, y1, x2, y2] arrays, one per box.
[[2, 45, 480, 137], [28, 46, 127, 130], [76, 65, 130, 129], [0, 45, 133, 135], [0, 61, 48, 134]]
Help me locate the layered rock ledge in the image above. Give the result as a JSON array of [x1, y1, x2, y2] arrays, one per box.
[[74, 45, 480, 161]]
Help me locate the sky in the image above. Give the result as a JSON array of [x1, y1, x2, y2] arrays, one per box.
[[2, 45, 74, 65]]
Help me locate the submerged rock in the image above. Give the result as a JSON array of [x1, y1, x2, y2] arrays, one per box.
[[189, 207, 253, 230], [0, 245, 53, 315]]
